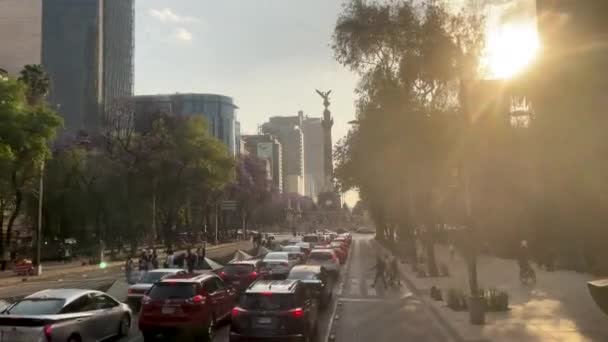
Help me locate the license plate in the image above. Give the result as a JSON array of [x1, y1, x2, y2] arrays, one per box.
[[1, 331, 23, 342], [257, 317, 272, 324], [232, 280, 240, 285], [162, 306, 176, 314]]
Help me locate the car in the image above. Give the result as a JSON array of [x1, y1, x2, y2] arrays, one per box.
[[287, 265, 333, 309], [328, 242, 348, 264], [287, 238, 302, 246], [229, 280, 320, 342], [333, 236, 350, 247], [0, 289, 132, 342], [306, 249, 340, 276], [282, 245, 306, 263], [127, 268, 187, 309], [139, 273, 236, 341], [295, 242, 311, 256], [220, 260, 268, 293], [302, 234, 322, 247], [263, 252, 297, 279]]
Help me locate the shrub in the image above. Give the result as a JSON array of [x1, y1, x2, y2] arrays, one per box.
[[484, 288, 509, 311]]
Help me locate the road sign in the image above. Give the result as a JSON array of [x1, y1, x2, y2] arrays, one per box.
[[220, 200, 237, 211]]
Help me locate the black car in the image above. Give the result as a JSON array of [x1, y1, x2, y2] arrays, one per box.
[[220, 260, 269, 293], [287, 265, 333, 309], [230, 280, 319, 342]]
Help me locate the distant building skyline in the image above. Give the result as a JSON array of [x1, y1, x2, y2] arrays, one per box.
[[134, 93, 240, 155], [302, 116, 325, 200], [242, 134, 283, 193]]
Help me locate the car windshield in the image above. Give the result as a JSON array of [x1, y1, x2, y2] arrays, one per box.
[[309, 252, 333, 261], [288, 270, 319, 281], [283, 246, 301, 253], [239, 293, 295, 310], [224, 264, 254, 275], [6, 299, 65, 315], [148, 283, 198, 300], [138, 272, 173, 284], [302, 236, 318, 243], [264, 253, 288, 261]]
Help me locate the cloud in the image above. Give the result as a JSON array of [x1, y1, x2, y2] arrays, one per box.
[[149, 8, 198, 24], [175, 27, 193, 42]]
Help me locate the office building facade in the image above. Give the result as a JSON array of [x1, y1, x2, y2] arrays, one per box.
[[243, 134, 283, 193], [42, 0, 134, 133], [261, 112, 305, 195], [134, 93, 240, 156], [0, 0, 135, 132]]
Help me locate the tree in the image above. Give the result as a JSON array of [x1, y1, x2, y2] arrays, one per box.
[[228, 155, 271, 230], [18, 64, 51, 106], [0, 73, 62, 251], [332, 0, 484, 276]]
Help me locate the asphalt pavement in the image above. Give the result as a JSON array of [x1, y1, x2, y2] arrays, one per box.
[[118, 234, 455, 342]]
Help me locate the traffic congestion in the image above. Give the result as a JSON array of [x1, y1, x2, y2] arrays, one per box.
[[0, 231, 355, 342]]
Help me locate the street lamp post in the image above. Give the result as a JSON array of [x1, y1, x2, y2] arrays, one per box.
[[34, 161, 44, 275]]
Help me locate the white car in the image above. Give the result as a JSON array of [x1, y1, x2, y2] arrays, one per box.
[[126, 268, 186, 308], [295, 242, 311, 254], [0, 289, 132, 342], [263, 252, 297, 279], [307, 249, 340, 275]]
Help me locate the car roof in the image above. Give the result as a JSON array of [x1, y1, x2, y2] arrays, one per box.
[[310, 249, 335, 254], [265, 252, 288, 257], [246, 280, 300, 294], [159, 272, 216, 283], [27, 289, 100, 302], [147, 268, 185, 273], [289, 265, 322, 274], [228, 260, 259, 266]]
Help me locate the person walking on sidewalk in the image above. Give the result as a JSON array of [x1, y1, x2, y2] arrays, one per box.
[[166, 249, 175, 268], [125, 257, 134, 283], [372, 254, 388, 289], [186, 249, 196, 273], [1, 247, 9, 271], [389, 255, 402, 287]]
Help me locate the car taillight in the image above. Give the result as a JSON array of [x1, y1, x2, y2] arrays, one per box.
[[250, 271, 258, 278], [219, 271, 227, 278], [232, 307, 245, 318], [290, 307, 304, 318], [44, 324, 52, 341], [141, 295, 152, 305], [187, 295, 205, 304]]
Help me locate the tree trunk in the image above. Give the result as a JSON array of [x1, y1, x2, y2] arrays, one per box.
[[6, 170, 23, 247]]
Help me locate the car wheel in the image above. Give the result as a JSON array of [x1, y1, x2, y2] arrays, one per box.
[[117, 314, 130, 337]]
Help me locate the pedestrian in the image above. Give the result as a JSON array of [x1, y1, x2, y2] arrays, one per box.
[[389, 256, 401, 287], [151, 249, 159, 269], [125, 257, 133, 283], [201, 240, 206, 260], [166, 249, 175, 268], [186, 249, 196, 273], [63, 245, 71, 264], [1, 247, 8, 271], [449, 244, 455, 261], [372, 254, 388, 289]]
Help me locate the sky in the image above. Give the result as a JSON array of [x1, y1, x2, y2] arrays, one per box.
[[134, 0, 358, 142]]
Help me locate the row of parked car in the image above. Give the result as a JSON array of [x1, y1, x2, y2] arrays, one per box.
[[0, 231, 351, 342]]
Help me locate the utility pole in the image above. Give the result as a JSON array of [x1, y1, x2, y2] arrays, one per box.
[[34, 162, 44, 275]]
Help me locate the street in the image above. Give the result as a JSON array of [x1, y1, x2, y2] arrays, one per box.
[[116, 234, 454, 342]]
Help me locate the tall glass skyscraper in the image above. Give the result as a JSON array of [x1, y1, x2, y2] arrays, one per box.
[[42, 0, 134, 133]]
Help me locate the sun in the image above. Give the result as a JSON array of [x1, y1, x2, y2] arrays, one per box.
[[485, 23, 540, 79]]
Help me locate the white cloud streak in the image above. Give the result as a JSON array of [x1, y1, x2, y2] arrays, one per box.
[[175, 27, 193, 42], [149, 8, 198, 24]]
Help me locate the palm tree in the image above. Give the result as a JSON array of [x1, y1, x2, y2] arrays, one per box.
[[18, 64, 50, 106]]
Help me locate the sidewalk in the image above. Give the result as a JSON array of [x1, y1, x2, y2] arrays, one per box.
[[0, 240, 253, 287], [396, 244, 608, 341]]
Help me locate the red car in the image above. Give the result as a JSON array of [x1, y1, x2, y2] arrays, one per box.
[[219, 260, 268, 293], [318, 244, 347, 264], [331, 241, 349, 258], [334, 236, 350, 247], [139, 273, 236, 341]]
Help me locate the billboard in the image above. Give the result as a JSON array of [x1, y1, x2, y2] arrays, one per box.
[[257, 142, 273, 160]]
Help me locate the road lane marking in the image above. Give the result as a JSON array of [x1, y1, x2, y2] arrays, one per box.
[[324, 296, 340, 342]]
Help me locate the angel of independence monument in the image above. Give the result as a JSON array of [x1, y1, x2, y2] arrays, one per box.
[[315, 90, 341, 225]]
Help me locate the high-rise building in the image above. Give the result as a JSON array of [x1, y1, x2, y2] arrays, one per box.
[[261, 112, 305, 195], [0, 0, 135, 132], [242, 134, 283, 193], [134, 93, 240, 155], [302, 117, 325, 200], [0, 0, 42, 75], [42, 0, 134, 133]]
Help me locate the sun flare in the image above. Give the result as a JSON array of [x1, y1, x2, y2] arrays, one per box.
[[485, 23, 540, 79]]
